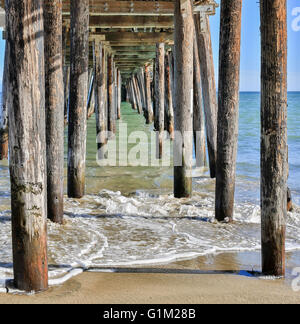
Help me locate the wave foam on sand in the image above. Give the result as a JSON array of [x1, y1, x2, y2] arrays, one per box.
[[0, 189, 299, 291]]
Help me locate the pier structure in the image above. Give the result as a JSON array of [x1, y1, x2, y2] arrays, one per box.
[[0, 0, 288, 291]]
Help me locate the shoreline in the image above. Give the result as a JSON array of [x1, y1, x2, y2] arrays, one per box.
[[1, 251, 300, 304]]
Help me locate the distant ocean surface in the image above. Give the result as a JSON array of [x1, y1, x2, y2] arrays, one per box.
[[0, 91, 299, 286], [236, 92, 300, 205]]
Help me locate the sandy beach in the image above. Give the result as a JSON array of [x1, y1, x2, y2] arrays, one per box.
[[0, 271, 299, 304], [1, 252, 300, 304]]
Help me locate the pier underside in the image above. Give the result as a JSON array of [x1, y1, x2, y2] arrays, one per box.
[[0, 0, 218, 81]]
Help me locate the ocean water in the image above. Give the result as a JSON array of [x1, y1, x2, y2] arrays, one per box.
[[0, 92, 299, 286]]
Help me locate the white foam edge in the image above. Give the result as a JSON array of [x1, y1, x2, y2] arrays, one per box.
[[49, 268, 83, 286]]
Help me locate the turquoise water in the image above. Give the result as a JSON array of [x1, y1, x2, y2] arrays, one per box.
[[236, 92, 300, 205], [0, 92, 299, 285]]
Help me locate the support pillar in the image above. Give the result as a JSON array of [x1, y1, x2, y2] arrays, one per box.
[[261, 0, 287, 277], [117, 70, 122, 120], [62, 25, 69, 125], [165, 52, 174, 141], [6, 0, 48, 292], [144, 64, 154, 124], [93, 40, 107, 151], [108, 55, 116, 135], [133, 76, 143, 115], [44, 0, 65, 223], [68, 0, 89, 198], [193, 34, 206, 168], [174, 0, 194, 198], [215, 0, 242, 222], [155, 43, 165, 159], [194, 14, 218, 178], [0, 42, 9, 160]]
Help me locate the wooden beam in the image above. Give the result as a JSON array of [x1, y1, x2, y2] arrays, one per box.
[[62, 1, 175, 16], [65, 15, 174, 28], [111, 46, 157, 52], [103, 32, 173, 43], [114, 58, 154, 63]]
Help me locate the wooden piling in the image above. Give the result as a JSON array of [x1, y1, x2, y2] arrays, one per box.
[[108, 55, 116, 135], [165, 52, 174, 140], [117, 70, 122, 120], [144, 64, 154, 124], [133, 75, 143, 115], [93, 40, 107, 151], [0, 42, 9, 160], [63, 66, 70, 125], [62, 25, 69, 125], [193, 34, 206, 168], [103, 47, 109, 143], [260, 0, 287, 277], [6, 0, 48, 292], [87, 69, 95, 119], [68, 0, 89, 198], [194, 14, 218, 178], [155, 43, 165, 159], [131, 79, 138, 111], [215, 0, 242, 222], [173, 0, 194, 198], [137, 69, 146, 116], [44, 0, 65, 224]]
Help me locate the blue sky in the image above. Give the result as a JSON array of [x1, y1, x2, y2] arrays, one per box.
[[0, 1, 299, 91], [210, 0, 300, 91]]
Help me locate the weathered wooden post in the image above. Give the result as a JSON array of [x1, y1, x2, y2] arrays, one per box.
[[144, 64, 154, 124], [165, 52, 174, 140], [0, 42, 9, 160], [6, 0, 48, 292], [126, 83, 130, 102], [62, 25, 69, 125], [63, 66, 70, 125], [155, 43, 165, 159], [103, 47, 109, 143], [130, 79, 138, 110], [108, 54, 116, 135], [261, 0, 287, 277], [87, 69, 95, 119], [68, 0, 89, 198], [117, 70, 122, 120], [193, 34, 206, 168], [194, 13, 218, 178], [93, 40, 107, 151], [133, 76, 143, 115], [44, 0, 64, 224], [174, 0, 194, 198], [215, 0, 242, 222], [137, 69, 146, 115]]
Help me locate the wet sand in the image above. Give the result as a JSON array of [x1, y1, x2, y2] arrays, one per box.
[[0, 252, 300, 304], [0, 272, 299, 304]]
